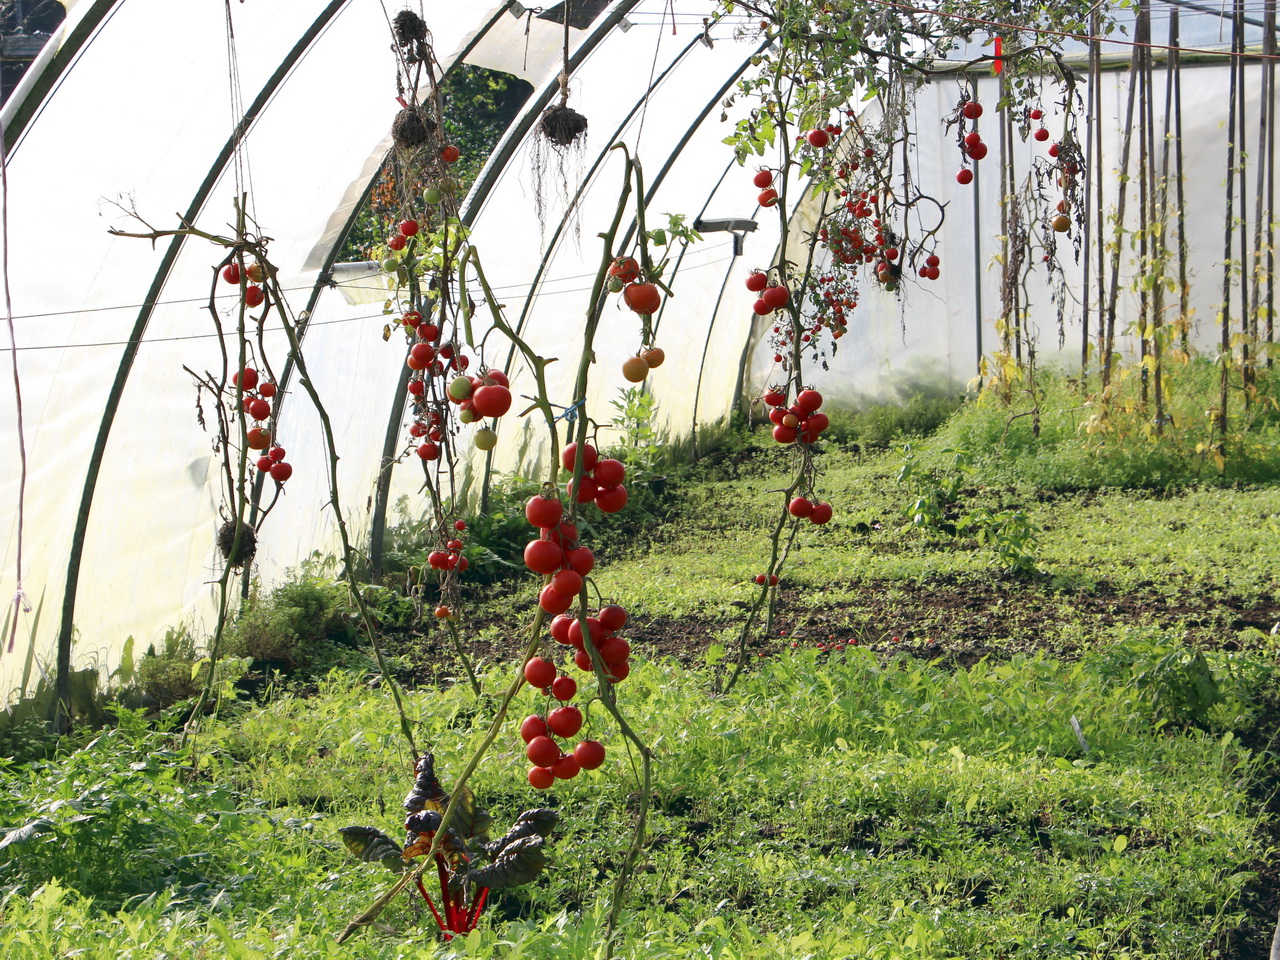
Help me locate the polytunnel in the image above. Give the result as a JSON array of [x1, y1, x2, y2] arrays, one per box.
[[0, 0, 1275, 715]]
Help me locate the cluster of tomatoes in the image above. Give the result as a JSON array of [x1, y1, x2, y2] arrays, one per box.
[[955, 99, 988, 185], [385, 216, 419, 252], [763, 386, 829, 446], [520, 654, 609, 789], [426, 519, 470, 574], [563, 441, 629, 516], [221, 259, 267, 308], [788, 494, 834, 525], [232, 366, 293, 483], [608, 257, 666, 383], [746, 272, 791, 317]]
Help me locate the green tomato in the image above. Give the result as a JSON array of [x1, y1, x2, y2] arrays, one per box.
[[448, 375, 473, 401], [474, 428, 498, 451], [458, 408, 478, 424], [381, 257, 400, 274], [423, 186, 442, 205]]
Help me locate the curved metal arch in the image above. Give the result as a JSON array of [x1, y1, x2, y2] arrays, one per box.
[[2, 0, 119, 154], [53, 0, 352, 723]]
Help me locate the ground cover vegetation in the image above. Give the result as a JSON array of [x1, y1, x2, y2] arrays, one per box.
[[6, 0, 1280, 956]]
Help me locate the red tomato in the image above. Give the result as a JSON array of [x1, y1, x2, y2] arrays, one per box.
[[551, 568, 584, 598], [524, 657, 556, 688], [956, 168, 974, 185], [526, 495, 563, 528], [758, 188, 778, 207], [417, 442, 439, 461], [606, 660, 630, 683], [524, 539, 564, 575], [552, 754, 580, 780], [247, 427, 271, 450], [520, 715, 548, 743], [609, 256, 641, 284], [248, 398, 271, 421], [411, 343, 435, 365], [597, 635, 630, 664], [269, 461, 292, 483], [528, 766, 555, 790], [561, 442, 598, 473], [568, 616, 605, 648], [772, 425, 797, 444], [567, 475, 598, 504], [595, 484, 628, 514], [809, 501, 833, 525], [388, 234, 406, 251], [566, 546, 595, 575], [233, 367, 259, 390], [399, 219, 419, 237], [551, 676, 577, 701], [752, 169, 773, 188], [539, 584, 574, 615], [623, 282, 661, 315], [789, 496, 813, 518], [761, 285, 790, 309], [256, 456, 274, 472], [968, 141, 988, 161], [745, 271, 768, 292], [547, 705, 583, 738], [593, 459, 625, 487], [962, 101, 983, 119], [526, 736, 560, 768], [471, 384, 512, 418], [550, 614, 574, 645], [258, 382, 276, 399], [796, 389, 823, 413], [598, 604, 627, 632], [441, 144, 460, 163], [221, 263, 240, 285], [574, 740, 606, 770], [807, 128, 830, 148]]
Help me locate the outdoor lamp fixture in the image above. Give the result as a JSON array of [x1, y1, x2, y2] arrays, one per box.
[[693, 217, 758, 256]]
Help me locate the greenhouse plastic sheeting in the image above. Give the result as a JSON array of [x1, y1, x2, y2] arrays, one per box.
[[0, 1, 1272, 705]]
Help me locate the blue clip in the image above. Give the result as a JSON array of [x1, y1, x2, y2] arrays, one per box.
[[555, 399, 585, 424]]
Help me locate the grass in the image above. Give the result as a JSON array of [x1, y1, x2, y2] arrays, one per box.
[[3, 382, 1279, 958]]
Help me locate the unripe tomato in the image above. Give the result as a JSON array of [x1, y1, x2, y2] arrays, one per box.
[[474, 428, 498, 451], [526, 736, 560, 768], [1052, 215, 1070, 233], [528, 766, 555, 790], [574, 740, 606, 770], [246, 262, 264, 283], [447, 375, 472, 401], [524, 657, 556, 689], [423, 186, 442, 204]]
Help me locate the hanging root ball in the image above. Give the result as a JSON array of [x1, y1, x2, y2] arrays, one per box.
[[392, 107, 436, 149], [393, 10, 427, 45], [539, 105, 588, 148], [217, 520, 257, 568]]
